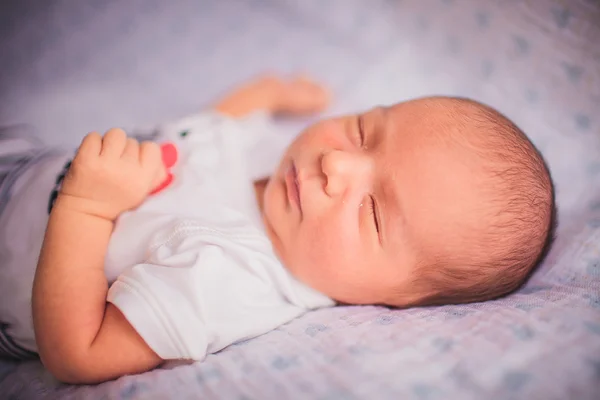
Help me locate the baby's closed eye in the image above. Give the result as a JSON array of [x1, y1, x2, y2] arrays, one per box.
[[356, 115, 366, 147]]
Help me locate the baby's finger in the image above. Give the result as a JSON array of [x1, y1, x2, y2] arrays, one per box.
[[292, 76, 331, 107], [150, 166, 170, 193], [122, 138, 140, 160], [101, 128, 128, 158], [139, 141, 162, 173], [77, 132, 102, 158]]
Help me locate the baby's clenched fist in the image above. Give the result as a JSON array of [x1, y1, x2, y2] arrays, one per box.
[[57, 128, 167, 221]]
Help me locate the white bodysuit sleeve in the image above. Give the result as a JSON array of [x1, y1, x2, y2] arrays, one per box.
[[106, 221, 307, 361]]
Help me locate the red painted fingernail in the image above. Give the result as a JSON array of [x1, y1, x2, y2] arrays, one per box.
[[160, 143, 178, 168], [150, 173, 174, 195]]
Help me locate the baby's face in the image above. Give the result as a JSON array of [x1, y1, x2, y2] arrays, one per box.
[[262, 98, 485, 305]]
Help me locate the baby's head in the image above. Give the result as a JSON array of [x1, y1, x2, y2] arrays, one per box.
[[262, 97, 556, 307]]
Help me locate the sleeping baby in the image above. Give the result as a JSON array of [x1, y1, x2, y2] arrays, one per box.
[[0, 75, 556, 383]]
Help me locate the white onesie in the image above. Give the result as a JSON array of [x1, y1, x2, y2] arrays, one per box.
[[0, 112, 334, 360]]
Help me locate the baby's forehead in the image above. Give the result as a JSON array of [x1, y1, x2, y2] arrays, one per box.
[[385, 97, 482, 135], [374, 98, 502, 243], [375, 100, 475, 158], [374, 98, 551, 283], [382, 97, 515, 165]]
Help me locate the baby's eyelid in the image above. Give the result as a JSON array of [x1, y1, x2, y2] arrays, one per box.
[[357, 116, 365, 147], [370, 195, 380, 235]]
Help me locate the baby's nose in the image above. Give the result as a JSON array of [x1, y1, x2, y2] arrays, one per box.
[[322, 150, 372, 197]]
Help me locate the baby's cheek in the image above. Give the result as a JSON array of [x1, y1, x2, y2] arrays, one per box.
[[301, 219, 359, 269], [295, 229, 363, 299]]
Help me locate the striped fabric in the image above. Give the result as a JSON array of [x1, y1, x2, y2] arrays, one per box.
[[0, 323, 37, 360], [0, 126, 48, 360], [0, 126, 53, 218], [0, 125, 162, 360]]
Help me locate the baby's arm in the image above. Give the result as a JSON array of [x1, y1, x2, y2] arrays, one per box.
[[32, 130, 165, 383], [31, 75, 328, 384]]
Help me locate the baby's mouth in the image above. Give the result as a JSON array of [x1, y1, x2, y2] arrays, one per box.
[[285, 162, 302, 214]]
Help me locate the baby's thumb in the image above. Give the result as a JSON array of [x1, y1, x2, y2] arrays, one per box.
[[150, 164, 169, 191]]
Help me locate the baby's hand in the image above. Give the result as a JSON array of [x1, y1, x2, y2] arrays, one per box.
[[214, 75, 330, 117], [272, 76, 330, 115], [58, 128, 167, 221]]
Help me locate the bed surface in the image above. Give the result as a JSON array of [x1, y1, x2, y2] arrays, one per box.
[[0, 0, 599, 398]]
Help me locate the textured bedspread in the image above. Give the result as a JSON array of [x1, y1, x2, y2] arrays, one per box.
[[0, 0, 599, 398]]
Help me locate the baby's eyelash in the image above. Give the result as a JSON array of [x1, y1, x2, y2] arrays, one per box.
[[369, 196, 380, 233]]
